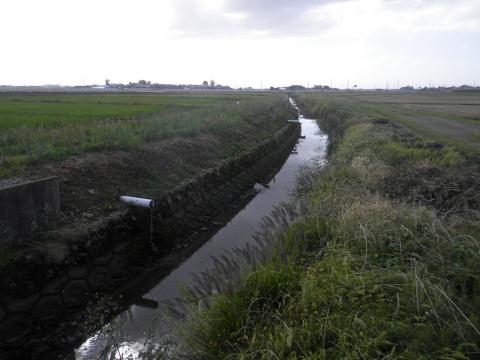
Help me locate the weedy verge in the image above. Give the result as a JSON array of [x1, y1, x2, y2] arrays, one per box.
[[179, 93, 480, 359]]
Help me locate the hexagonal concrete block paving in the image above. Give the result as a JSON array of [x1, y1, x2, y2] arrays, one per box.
[[5, 294, 40, 314], [127, 242, 151, 266], [113, 241, 129, 255], [108, 254, 129, 278], [30, 295, 65, 325], [61, 280, 90, 308], [41, 276, 69, 295], [0, 314, 34, 348], [26, 339, 53, 360], [87, 266, 114, 292], [94, 252, 114, 266], [67, 265, 90, 280]]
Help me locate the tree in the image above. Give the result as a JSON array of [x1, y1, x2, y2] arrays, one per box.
[[210, 80, 215, 87], [202, 80, 209, 87], [105, 79, 110, 86]]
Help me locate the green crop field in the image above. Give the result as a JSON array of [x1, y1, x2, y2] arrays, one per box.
[[0, 92, 282, 176], [0, 93, 262, 128]]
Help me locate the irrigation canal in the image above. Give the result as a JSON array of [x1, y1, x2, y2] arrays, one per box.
[[75, 99, 329, 359]]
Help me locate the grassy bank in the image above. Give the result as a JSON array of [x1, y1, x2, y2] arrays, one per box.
[[182, 93, 480, 359], [0, 93, 284, 176], [0, 92, 296, 266]]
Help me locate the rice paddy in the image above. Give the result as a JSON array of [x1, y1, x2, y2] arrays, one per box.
[[0, 92, 285, 176]]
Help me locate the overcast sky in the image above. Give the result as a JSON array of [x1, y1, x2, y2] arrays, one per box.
[[1, 0, 479, 88]]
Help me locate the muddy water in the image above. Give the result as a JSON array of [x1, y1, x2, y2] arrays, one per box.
[[75, 100, 328, 359]]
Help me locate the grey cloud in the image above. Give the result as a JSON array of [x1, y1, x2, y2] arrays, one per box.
[[225, 0, 337, 12], [171, 0, 340, 37], [170, 0, 480, 37]]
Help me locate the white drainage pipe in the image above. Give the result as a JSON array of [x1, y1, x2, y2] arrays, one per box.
[[119, 196, 155, 209]]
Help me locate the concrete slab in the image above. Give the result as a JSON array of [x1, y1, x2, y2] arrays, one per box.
[[0, 177, 60, 248]]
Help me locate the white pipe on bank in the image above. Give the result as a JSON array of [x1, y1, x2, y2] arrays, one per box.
[[119, 196, 155, 209]]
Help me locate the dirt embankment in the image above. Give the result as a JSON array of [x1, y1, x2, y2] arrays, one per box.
[[19, 111, 292, 233]]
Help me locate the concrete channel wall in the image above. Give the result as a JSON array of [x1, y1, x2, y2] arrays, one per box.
[[0, 122, 300, 359], [0, 177, 60, 248]]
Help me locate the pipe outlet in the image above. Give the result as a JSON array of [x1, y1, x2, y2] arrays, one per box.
[[119, 196, 155, 209]]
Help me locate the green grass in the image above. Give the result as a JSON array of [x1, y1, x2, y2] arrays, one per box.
[[297, 91, 480, 157], [0, 93, 262, 128], [180, 92, 480, 359], [0, 93, 286, 176]]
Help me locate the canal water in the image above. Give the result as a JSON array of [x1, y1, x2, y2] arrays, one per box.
[[76, 99, 328, 359]]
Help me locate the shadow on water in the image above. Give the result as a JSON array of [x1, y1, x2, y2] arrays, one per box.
[[75, 99, 329, 359]]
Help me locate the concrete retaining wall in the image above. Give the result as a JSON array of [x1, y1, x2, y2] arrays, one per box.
[[0, 122, 300, 359], [0, 177, 60, 249]]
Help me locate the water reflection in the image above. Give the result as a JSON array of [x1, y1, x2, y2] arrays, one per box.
[[76, 101, 328, 359]]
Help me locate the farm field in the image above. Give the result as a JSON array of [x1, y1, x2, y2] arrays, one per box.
[[0, 92, 282, 177], [0, 93, 256, 128], [301, 91, 480, 156], [183, 91, 480, 359]]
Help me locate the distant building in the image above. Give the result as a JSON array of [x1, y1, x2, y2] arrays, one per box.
[[286, 85, 306, 91], [313, 85, 331, 91]]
